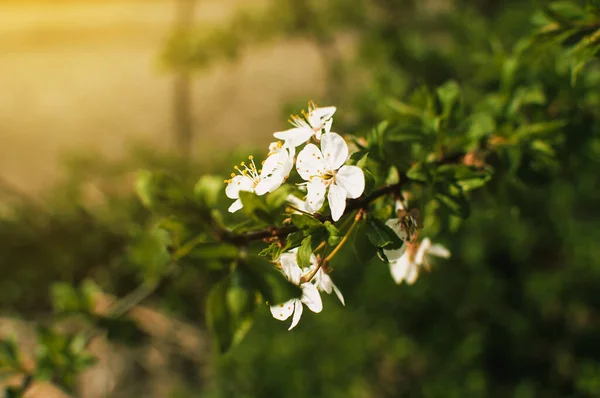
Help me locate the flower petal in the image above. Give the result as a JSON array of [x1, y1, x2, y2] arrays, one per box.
[[332, 283, 345, 306], [389, 253, 412, 284], [286, 194, 311, 213], [270, 298, 296, 321], [320, 132, 348, 170], [228, 199, 243, 213], [315, 269, 333, 294], [280, 252, 302, 285], [384, 244, 406, 262], [296, 144, 327, 181], [428, 244, 451, 259], [300, 283, 323, 313], [335, 166, 365, 199], [254, 176, 282, 196], [306, 178, 327, 213], [274, 127, 313, 148], [288, 299, 303, 330], [327, 183, 347, 221], [308, 106, 336, 128], [225, 175, 254, 199], [385, 218, 408, 241], [415, 238, 431, 265], [405, 263, 419, 285]]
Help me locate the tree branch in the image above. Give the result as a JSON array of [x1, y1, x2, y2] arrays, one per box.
[[224, 174, 412, 245]]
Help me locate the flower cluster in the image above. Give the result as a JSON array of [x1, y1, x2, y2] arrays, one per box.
[[384, 201, 450, 284], [224, 104, 452, 330], [269, 249, 344, 330], [225, 102, 365, 222]]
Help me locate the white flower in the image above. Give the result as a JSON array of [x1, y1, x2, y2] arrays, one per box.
[[273, 102, 336, 151], [310, 265, 345, 306], [225, 146, 293, 213], [384, 238, 450, 285], [384, 206, 421, 243], [269, 251, 323, 330], [296, 132, 365, 221], [285, 194, 312, 214]]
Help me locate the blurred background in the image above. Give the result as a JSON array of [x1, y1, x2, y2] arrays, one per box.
[[2, 0, 600, 397]]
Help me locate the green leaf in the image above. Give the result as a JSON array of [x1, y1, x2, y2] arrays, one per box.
[[366, 217, 404, 249], [243, 256, 301, 306], [513, 120, 568, 141], [239, 191, 273, 224], [387, 98, 424, 118], [51, 283, 81, 314], [0, 339, 20, 370], [188, 242, 239, 260], [468, 112, 496, 140], [297, 236, 313, 268], [324, 221, 342, 246], [406, 162, 432, 183], [258, 243, 279, 258], [435, 185, 471, 219], [436, 165, 492, 191], [265, 184, 294, 210], [364, 169, 376, 196], [194, 175, 223, 207], [351, 223, 378, 264], [135, 170, 155, 209], [128, 226, 172, 283], [291, 214, 322, 229], [436, 80, 461, 117]]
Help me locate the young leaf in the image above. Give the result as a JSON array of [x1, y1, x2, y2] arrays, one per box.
[[239, 191, 273, 224], [291, 214, 322, 229], [297, 236, 313, 268], [194, 175, 223, 207], [324, 221, 342, 246], [366, 217, 404, 249]]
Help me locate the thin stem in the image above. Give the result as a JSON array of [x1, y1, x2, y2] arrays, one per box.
[[302, 209, 363, 283], [324, 209, 363, 264]]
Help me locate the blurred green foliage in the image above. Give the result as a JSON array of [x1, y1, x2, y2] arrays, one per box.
[[3, 0, 600, 397]]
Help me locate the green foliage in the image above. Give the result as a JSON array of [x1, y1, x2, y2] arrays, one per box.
[[4, 0, 600, 396]]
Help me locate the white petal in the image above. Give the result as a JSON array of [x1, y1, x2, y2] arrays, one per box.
[[415, 238, 431, 265], [389, 253, 412, 284], [383, 244, 406, 262], [274, 127, 313, 148], [395, 200, 406, 212], [228, 199, 243, 213], [332, 283, 345, 306], [225, 175, 254, 199], [306, 178, 327, 213], [327, 184, 347, 221], [320, 132, 348, 170], [254, 175, 282, 196], [313, 268, 333, 294], [261, 152, 282, 176], [270, 298, 296, 321], [280, 253, 302, 285], [300, 283, 323, 313], [296, 144, 327, 181], [335, 166, 365, 199], [405, 263, 419, 285], [308, 106, 336, 128], [428, 244, 451, 259], [288, 299, 303, 330], [286, 194, 311, 213], [385, 218, 408, 241]]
